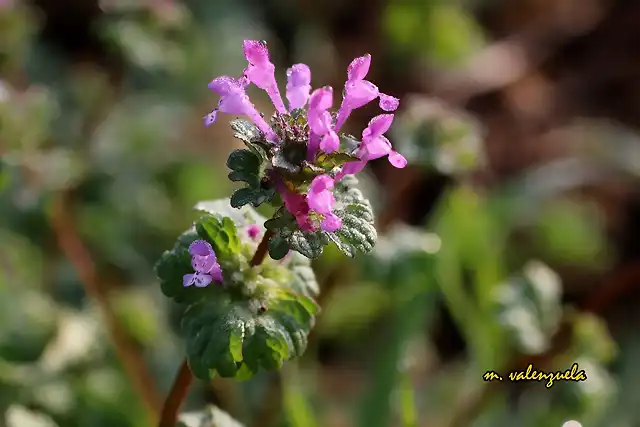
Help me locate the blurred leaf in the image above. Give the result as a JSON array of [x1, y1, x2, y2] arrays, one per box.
[[534, 200, 609, 267], [392, 100, 484, 175], [0, 291, 58, 363], [495, 261, 562, 355], [178, 406, 245, 427]]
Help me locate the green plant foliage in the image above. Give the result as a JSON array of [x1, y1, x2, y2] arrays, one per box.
[[264, 176, 376, 259], [155, 198, 320, 380]]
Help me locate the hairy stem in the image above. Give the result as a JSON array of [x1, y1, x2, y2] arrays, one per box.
[[158, 230, 275, 427], [51, 192, 161, 424]]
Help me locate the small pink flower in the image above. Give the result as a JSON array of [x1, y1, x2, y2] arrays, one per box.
[[243, 40, 287, 114], [308, 175, 342, 232], [286, 64, 312, 110], [247, 224, 262, 241], [207, 75, 278, 141], [307, 87, 339, 155], [308, 175, 335, 215], [335, 55, 400, 131]]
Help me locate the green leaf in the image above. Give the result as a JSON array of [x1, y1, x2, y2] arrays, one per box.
[[230, 119, 270, 160], [195, 214, 242, 263], [227, 149, 260, 175], [194, 198, 267, 226], [283, 251, 319, 298], [178, 406, 246, 427], [228, 170, 260, 189], [339, 134, 360, 154], [182, 287, 318, 380], [268, 234, 290, 260], [315, 152, 360, 171], [328, 176, 377, 257], [230, 188, 257, 208], [272, 149, 301, 175]]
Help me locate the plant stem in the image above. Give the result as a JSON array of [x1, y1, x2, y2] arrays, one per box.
[[159, 359, 193, 427], [158, 230, 274, 427], [251, 230, 274, 266]]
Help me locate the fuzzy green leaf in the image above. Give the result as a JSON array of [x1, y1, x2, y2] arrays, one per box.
[[268, 234, 290, 260], [182, 287, 319, 380], [267, 210, 328, 259], [230, 188, 257, 208], [228, 171, 260, 189], [230, 119, 270, 160], [284, 251, 320, 298], [227, 149, 261, 175], [271, 149, 301, 175], [195, 214, 242, 262], [329, 176, 377, 257], [194, 199, 267, 226]]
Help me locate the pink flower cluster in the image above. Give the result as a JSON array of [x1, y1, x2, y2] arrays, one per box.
[[206, 40, 407, 233]]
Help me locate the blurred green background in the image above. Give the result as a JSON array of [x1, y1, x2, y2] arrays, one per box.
[[2, 0, 640, 426]]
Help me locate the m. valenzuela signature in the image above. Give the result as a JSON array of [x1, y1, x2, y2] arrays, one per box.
[[482, 363, 587, 388]]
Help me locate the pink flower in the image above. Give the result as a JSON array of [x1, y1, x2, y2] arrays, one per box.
[[247, 224, 262, 241], [336, 114, 407, 180], [307, 87, 339, 156], [286, 64, 312, 110], [308, 175, 342, 232], [243, 40, 287, 114], [335, 54, 400, 131], [206, 75, 278, 141]]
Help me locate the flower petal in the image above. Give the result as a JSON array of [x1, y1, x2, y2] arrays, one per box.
[[243, 40, 270, 65], [308, 110, 333, 135], [319, 131, 339, 153], [309, 86, 333, 112], [193, 272, 213, 288], [209, 264, 223, 283], [388, 150, 408, 168], [361, 135, 392, 160], [208, 76, 237, 96], [189, 240, 214, 257], [347, 54, 371, 81], [192, 255, 215, 273], [379, 93, 400, 112], [310, 174, 334, 193], [344, 79, 379, 109], [204, 110, 218, 126], [364, 114, 394, 139], [183, 273, 195, 287], [321, 213, 342, 232], [287, 63, 311, 87], [286, 64, 312, 110]]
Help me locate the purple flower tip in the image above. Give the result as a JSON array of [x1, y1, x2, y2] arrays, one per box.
[[379, 93, 400, 112], [243, 40, 270, 65], [189, 240, 214, 257], [347, 54, 372, 81]]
